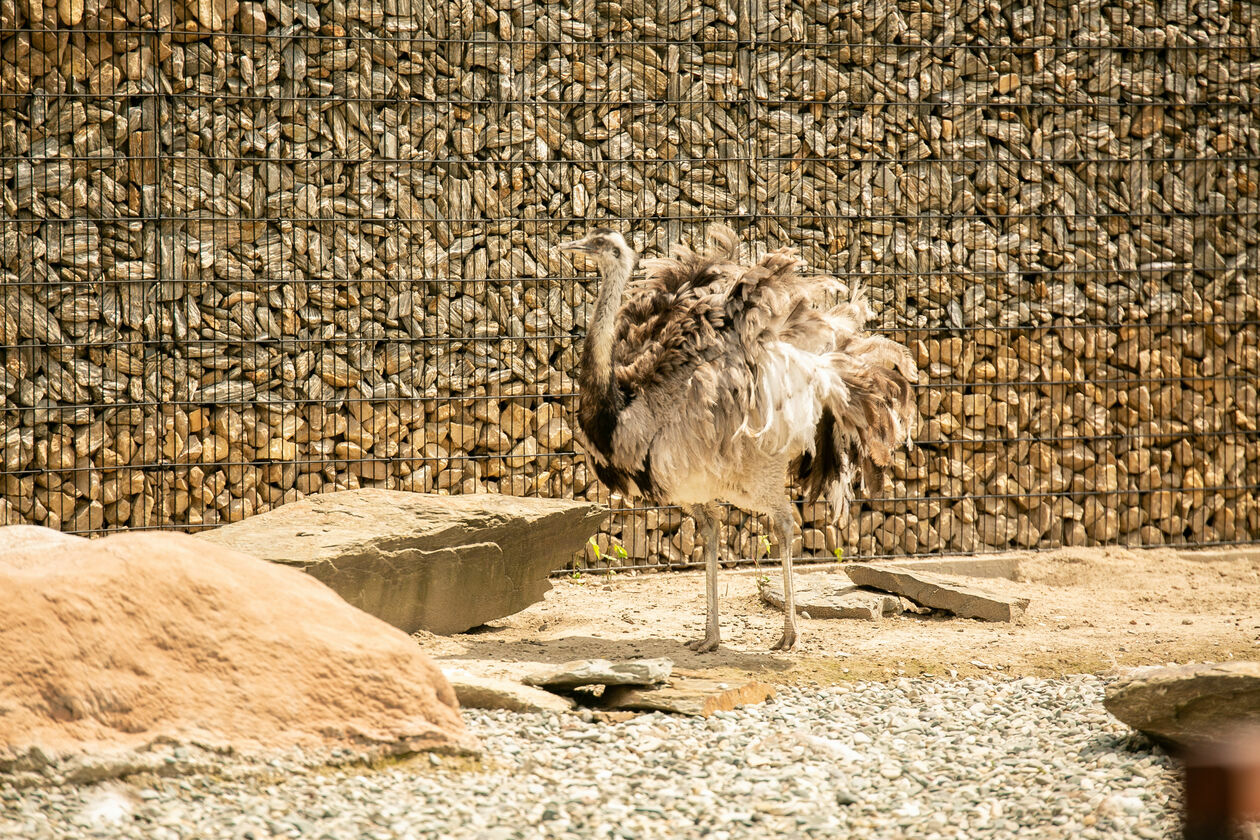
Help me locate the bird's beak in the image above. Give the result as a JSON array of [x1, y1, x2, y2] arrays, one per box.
[[559, 237, 595, 254]]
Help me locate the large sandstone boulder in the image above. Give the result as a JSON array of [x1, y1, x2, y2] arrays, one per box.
[[0, 527, 477, 767], [0, 523, 87, 557], [1104, 662, 1260, 750], [197, 490, 606, 634]]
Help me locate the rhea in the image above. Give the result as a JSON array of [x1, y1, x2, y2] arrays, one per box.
[[561, 227, 918, 652]]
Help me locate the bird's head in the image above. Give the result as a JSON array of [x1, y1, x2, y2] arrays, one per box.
[[559, 228, 633, 270]]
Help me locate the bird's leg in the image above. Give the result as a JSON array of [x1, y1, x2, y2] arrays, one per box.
[[769, 505, 798, 651], [685, 504, 721, 653]]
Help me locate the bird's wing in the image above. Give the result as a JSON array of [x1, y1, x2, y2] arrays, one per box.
[[599, 227, 780, 474], [610, 227, 740, 393]]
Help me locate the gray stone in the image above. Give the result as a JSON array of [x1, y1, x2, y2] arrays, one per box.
[[758, 575, 902, 620], [844, 563, 1030, 622], [878, 555, 1020, 580], [601, 677, 776, 717], [1104, 662, 1260, 750], [523, 658, 673, 690], [197, 490, 606, 634]]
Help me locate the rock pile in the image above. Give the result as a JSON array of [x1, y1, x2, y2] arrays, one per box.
[[0, 0, 1256, 563]]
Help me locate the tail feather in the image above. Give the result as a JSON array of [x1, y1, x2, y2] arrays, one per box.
[[790, 336, 919, 521]]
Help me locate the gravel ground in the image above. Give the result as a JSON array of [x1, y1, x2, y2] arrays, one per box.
[[0, 675, 1180, 840]]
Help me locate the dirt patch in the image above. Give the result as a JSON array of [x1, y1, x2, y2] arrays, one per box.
[[420, 546, 1260, 686]]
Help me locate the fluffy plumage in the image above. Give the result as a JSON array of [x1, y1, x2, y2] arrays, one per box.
[[562, 226, 918, 652]]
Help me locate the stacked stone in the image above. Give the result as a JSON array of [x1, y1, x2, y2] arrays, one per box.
[[0, 0, 1256, 565]]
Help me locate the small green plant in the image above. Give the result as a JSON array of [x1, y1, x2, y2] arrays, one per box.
[[569, 569, 583, 582], [612, 543, 629, 562], [759, 534, 773, 559], [833, 547, 844, 563], [586, 535, 602, 563]]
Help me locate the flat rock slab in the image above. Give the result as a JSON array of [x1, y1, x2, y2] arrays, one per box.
[[523, 658, 673, 690], [878, 555, 1019, 580], [844, 563, 1030, 622], [197, 489, 606, 635], [601, 677, 776, 717], [440, 667, 574, 714], [1104, 661, 1260, 750], [758, 576, 902, 620]]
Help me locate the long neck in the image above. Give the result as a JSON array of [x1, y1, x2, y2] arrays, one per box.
[[583, 250, 635, 389]]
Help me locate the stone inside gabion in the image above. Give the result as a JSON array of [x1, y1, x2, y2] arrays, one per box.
[[0, 0, 1256, 565]]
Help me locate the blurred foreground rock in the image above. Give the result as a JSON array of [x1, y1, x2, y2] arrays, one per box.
[[197, 489, 606, 634]]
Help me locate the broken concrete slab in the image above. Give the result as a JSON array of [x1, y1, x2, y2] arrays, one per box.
[[197, 489, 606, 635], [523, 658, 672, 690], [601, 677, 776, 717], [440, 666, 574, 714], [844, 563, 1029, 622], [1104, 662, 1260, 750], [758, 575, 901, 620]]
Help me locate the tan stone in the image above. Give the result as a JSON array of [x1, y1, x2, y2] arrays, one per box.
[[601, 677, 776, 717], [0, 529, 476, 767]]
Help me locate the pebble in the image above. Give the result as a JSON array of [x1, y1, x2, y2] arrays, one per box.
[[0, 676, 1181, 839]]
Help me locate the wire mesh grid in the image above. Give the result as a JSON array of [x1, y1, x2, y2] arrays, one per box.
[[0, 0, 1258, 572]]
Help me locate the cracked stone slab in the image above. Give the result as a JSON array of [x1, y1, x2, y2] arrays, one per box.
[[522, 658, 673, 690], [601, 677, 776, 717], [757, 575, 902, 620], [844, 563, 1030, 622], [197, 489, 606, 634]]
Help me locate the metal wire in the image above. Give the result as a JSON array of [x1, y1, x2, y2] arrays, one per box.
[[0, 1, 1257, 570]]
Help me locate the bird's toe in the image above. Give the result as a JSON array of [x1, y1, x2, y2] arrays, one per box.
[[770, 632, 798, 652], [685, 636, 720, 653]]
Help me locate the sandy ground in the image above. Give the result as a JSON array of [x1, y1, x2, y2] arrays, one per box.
[[419, 546, 1260, 686]]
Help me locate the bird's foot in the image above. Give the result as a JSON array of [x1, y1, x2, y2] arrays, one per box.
[[685, 635, 720, 653], [770, 628, 798, 652]]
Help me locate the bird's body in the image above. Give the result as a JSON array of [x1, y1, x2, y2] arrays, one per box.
[[562, 227, 918, 651]]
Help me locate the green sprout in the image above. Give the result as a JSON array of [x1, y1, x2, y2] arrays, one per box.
[[586, 535, 602, 563], [759, 534, 773, 559], [833, 547, 844, 563], [612, 543, 629, 561]]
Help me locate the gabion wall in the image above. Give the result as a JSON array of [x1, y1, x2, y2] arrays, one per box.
[[1, 0, 1258, 568]]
